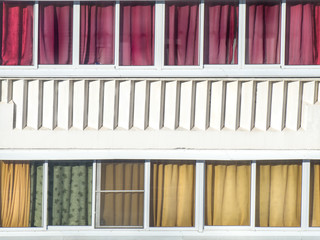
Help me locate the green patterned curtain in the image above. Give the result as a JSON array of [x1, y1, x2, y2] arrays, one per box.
[[48, 161, 92, 226], [29, 162, 43, 227]]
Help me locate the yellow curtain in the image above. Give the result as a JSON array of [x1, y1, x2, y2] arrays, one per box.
[[151, 161, 195, 227], [0, 161, 31, 227], [100, 162, 144, 226], [205, 162, 251, 226], [310, 163, 320, 226], [256, 162, 301, 227]]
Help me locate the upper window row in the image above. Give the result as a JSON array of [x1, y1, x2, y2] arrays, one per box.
[[1, 1, 319, 66]]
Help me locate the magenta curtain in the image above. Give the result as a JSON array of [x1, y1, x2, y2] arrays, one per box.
[[0, 2, 33, 65], [246, 3, 281, 64], [204, 3, 238, 64], [39, 2, 73, 64], [165, 2, 199, 66], [286, 3, 320, 65], [80, 2, 114, 65], [120, 3, 154, 66]]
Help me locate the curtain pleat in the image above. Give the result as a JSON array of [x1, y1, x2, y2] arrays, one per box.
[[205, 162, 250, 226], [0, 161, 30, 227], [80, 2, 114, 64], [151, 162, 195, 227], [256, 162, 301, 227], [48, 162, 92, 226], [39, 2, 73, 64], [165, 3, 199, 65], [310, 163, 320, 226], [0, 2, 33, 65], [204, 3, 238, 64], [246, 3, 281, 64], [29, 162, 43, 227]]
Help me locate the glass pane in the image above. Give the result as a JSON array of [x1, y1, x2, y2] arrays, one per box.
[[0, 2, 33, 65], [0, 161, 43, 227], [310, 161, 320, 226], [205, 161, 251, 226], [286, 2, 320, 65], [38, 2, 73, 64], [256, 161, 302, 227], [47, 161, 92, 226], [245, 1, 281, 64], [204, 1, 238, 64], [165, 2, 199, 66], [119, 2, 155, 66], [99, 192, 144, 227], [150, 161, 195, 227], [80, 2, 115, 64]]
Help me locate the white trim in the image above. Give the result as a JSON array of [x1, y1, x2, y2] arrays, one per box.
[[238, 0, 246, 67], [144, 160, 150, 230], [92, 160, 97, 228], [33, 1, 39, 68], [72, 1, 80, 66], [154, 1, 164, 69], [250, 160, 256, 229], [198, 0, 205, 68], [301, 160, 311, 229], [43, 161, 48, 229], [195, 161, 205, 232], [114, 1, 120, 67], [280, 0, 286, 67]]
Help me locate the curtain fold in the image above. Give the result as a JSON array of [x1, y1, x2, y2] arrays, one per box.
[[39, 2, 73, 64], [206, 162, 250, 226], [0, 2, 33, 65], [29, 162, 43, 227], [150, 162, 195, 227], [120, 3, 154, 66], [80, 2, 114, 64], [256, 162, 301, 227], [165, 2, 199, 65], [310, 163, 320, 226], [204, 3, 238, 64], [246, 3, 281, 64], [48, 162, 92, 226]]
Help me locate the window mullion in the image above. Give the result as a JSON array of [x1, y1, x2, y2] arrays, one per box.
[[114, 1, 120, 67], [91, 160, 97, 229], [72, 1, 80, 67], [42, 161, 48, 229], [280, 0, 287, 67], [250, 160, 256, 229], [154, 1, 164, 69], [95, 161, 102, 228], [238, 0, 246, 68], [144, 160, 151, 230], [301, 160, 311, 229], [198, 0, 205, 68], [33, 1, 39, 68], [195, 160, 205, 231]]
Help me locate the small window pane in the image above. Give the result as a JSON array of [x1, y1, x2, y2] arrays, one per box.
[[246, 1, 281, 64], [39, 2, 73, 64], [205, 161, 251, 226], [0, 2, 33, 65], [165, 2, 199, 66], [150, 161, 195, 227], [204, 1, 238, 64], [120, 2, 155, 66], [80, 2, 115, 65], [256, 161, 301, 227], [310, 161, 320, 226], [0, 161, 43, 227], [286, 2, 320, 65]]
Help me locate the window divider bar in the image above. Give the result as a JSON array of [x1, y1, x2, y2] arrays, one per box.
[[250, 160, 256, 229], [114, 1, 120, 67], [144, 160, 151, 230], [155, 1, 165, 69], [33, 1, 39, 68], [95, 161, 102, 228], [42, 161, 48, 229], [301, 160, 310, 229], [280, 0, 286, 67], [91, 160, 97, 229], [198, 0, 205, 68], [72, 1, 80, 67], [195, 160, 205, 232], [238, 0, 246, 67]]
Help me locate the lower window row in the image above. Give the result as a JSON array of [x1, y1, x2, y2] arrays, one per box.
[[1, 160, 320, 228]]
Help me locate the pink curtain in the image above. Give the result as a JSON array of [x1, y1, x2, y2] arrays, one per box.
[[120, 3, 154, 66], [0, 2, 33, 65], [204, 3, 238, 64], [165, 2, 199, 66], [39, 2, 73, 64], [80, 2, 114, 65], [246, 3, 281, 64], [286, 3, 320, 65]]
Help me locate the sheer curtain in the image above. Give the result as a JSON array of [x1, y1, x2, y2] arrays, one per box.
[[39, 2, 73, 64], [0, 2, 33, 65], [206, 162, 250, 226], [80, 2, 114, 64], [100, 162, 144, 226], [246, 2, 281, 64], [204, 3, 238, 64], [286, 2, 320, 65], [150, 162, 195, 227], [256, 162, 301, 227], [120, 3, 154, 66], [165, 2, 199, 65]]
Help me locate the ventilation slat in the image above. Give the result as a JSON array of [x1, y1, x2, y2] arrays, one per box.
[[209, 81, 225, 130], [118, 80, 133, 130], [148, 81, 163, 130], [224, 81, 240, 130], [42, 80, 56, 130], [194, 81, 209, 130], [286, 81, 301, 130], [254, 81, 270, 131], [239, 81, 254, 131], [270, 81, 285, 131], [57, 80, 72, 130], [133, 81, 147, 130], [12, 80, 27, 129], [179, 81, 194, 130], [87, 80, 102, 130], [102, 81, 117, 130], [27, 80, 41, 129], [163, 81, 178, 130]]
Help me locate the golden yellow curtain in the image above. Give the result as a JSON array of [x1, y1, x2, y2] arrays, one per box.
[[150, 161, 195, 227], [310, 163, 320, 226], [100, 162, 144, 226], [0, 161, 31, 227], [256, 162, 301, 227], [205, 162, 251, 226]]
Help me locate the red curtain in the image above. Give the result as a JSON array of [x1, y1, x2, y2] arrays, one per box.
[[165, 2, 199, 66], [80, 2, 114, 65], [120, 3, 154, 66], [286, 3, 320, 65], [246, 3, 281, 64], [0, 2, 33, 65], [39, 2, 73, 64], [204, 3, 238, 64]]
